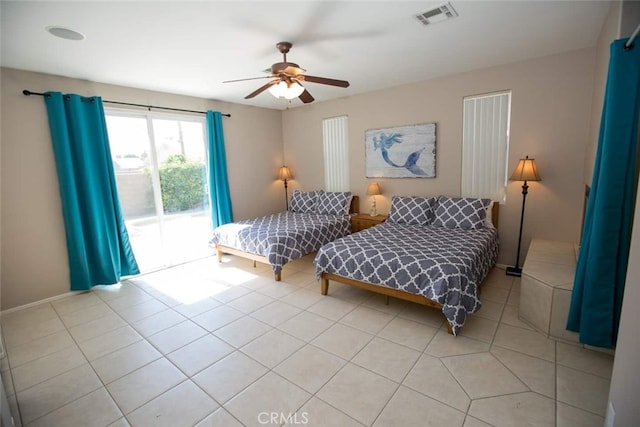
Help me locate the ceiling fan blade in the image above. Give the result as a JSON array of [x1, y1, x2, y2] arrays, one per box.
[[302, 75, 350, 88], [298, 89, 315, 104], [223, 76, 273, 84], [245, 80, 278, 99]]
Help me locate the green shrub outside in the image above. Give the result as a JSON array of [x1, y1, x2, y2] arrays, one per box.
[[158, 154, 205, 212]]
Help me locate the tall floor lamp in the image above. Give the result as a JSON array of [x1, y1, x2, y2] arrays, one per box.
[[279, 165, 293, 210], [506, 156, 541, 277]]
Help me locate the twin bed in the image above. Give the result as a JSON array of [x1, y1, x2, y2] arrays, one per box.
[[211, 190, 357, 281], [212, 192, 498, 335]]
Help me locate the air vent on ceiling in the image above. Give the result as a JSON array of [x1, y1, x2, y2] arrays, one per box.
[[415, 2, 458, 26]]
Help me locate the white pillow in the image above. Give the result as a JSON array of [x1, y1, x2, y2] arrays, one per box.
[[485, 200, 495, 229]]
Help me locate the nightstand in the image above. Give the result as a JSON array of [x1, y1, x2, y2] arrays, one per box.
[[351, 213, 387, 232]]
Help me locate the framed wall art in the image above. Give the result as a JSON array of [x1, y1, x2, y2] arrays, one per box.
[[365, 122, 436, 178]]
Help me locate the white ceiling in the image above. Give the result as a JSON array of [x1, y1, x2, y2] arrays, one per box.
[[1, 1, 611, 110]]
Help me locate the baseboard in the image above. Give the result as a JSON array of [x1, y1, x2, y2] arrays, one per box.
[[0, 256, 217, 316], [1, 290, 85, 316]]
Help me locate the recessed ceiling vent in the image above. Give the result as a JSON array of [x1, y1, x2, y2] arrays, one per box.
[[415, 2, 458, 26]]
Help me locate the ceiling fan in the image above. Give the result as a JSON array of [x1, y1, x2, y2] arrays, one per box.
[[223, 41, 350, 104]]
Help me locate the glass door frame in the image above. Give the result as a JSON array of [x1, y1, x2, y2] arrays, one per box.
[[105, 107, 209, 271]]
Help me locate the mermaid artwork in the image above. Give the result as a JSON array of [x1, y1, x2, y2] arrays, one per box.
[[372, 132, 429, 176]]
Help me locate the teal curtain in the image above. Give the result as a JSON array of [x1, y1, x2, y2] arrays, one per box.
[[567, 39, 640, 348], [206, 111, 233, 227], [44, 92, 139, 290]]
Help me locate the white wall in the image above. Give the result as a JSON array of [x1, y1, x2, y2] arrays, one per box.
[[0, 67, 284, 309], [282, 49, 596, 266]]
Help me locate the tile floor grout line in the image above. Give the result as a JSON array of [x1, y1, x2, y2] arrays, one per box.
[[17, 367, 106, 426], [307, 360, 381, 427], [368, 381, 405, 427], [9, 301, 101, 426], [33, 301, 144, 423], [461, 413, 498, 427], [554, 360, 614, 380], [436, 355, 475, 412], [556, 398, 609, 419], [3, 305, 66, 359], [2, 363, 23, 426], [306, 383, 365, 426], [116, 377, 191, 421], [390, 329, 474, 417], [489, 338, 556, 364], [555, 335, 560, 425], [487, 347, 538, 394], [44, 286, 203, 422]]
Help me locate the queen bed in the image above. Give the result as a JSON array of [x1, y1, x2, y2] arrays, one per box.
[[314, 195, 499, 335], [212, 190, 357, 281]]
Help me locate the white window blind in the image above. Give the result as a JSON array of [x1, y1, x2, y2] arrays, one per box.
[[461, 91, 511, 203], [322, 115, 350, 191]]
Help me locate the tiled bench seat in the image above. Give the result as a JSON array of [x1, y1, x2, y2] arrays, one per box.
[[519, 239, 579, 342]]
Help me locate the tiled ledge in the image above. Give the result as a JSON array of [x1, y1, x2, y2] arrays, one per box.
[[519, 239, 579, 343]]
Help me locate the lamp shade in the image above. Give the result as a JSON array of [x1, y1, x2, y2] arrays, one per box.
[[366, 182, 381, 196], [278, 165, 292, 181], [510, 156, 541, 182]]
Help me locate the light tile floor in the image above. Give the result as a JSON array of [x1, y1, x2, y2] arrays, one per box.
[[0, 254, 614, 427]]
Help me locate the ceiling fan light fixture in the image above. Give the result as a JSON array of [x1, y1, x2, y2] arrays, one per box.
[[227, 41, 348, 104], [269, 80, 304, 100]]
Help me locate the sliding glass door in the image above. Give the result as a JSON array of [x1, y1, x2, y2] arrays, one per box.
[[105, 110, 211, 272]]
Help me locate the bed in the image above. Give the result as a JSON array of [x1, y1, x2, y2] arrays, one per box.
[[314, 195, 499, 335], [212, 190, 358, 281]]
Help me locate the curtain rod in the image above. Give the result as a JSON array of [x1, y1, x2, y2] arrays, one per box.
[[22, 90, 231, 117], [625, 22, 640, 50]]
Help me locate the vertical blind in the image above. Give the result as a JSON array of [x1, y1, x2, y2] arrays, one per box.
[[461, 91, 511, 202], [322, 115, 350, 191]]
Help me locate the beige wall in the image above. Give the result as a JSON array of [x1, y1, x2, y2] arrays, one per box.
[[0, 67, 284, 309], [0, 48, 602, 305], [283, 48, 596, 266], [610, 180, 640, 425]]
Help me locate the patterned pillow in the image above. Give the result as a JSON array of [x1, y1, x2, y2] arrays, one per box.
[[388, 196, 437, 225], [432, 196, 492, 230], [316, 191, 353, 216], [289, 190, 318, 213]]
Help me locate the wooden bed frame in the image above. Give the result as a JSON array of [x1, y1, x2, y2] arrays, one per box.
[[216, 196, 359, 281], [320, 203, 500, 335]]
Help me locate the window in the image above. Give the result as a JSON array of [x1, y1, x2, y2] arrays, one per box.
[[461, 91, 511, 202], [322, 115, 350, 191], [105, 109, 210, 272]]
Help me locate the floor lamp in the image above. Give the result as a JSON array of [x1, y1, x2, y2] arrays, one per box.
[[506, 156, 541, 277], [279, 165, 293, 210]]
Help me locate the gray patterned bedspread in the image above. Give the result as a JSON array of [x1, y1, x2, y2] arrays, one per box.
[[314, 222, 499, 335], [211, 212, 351, 275]]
